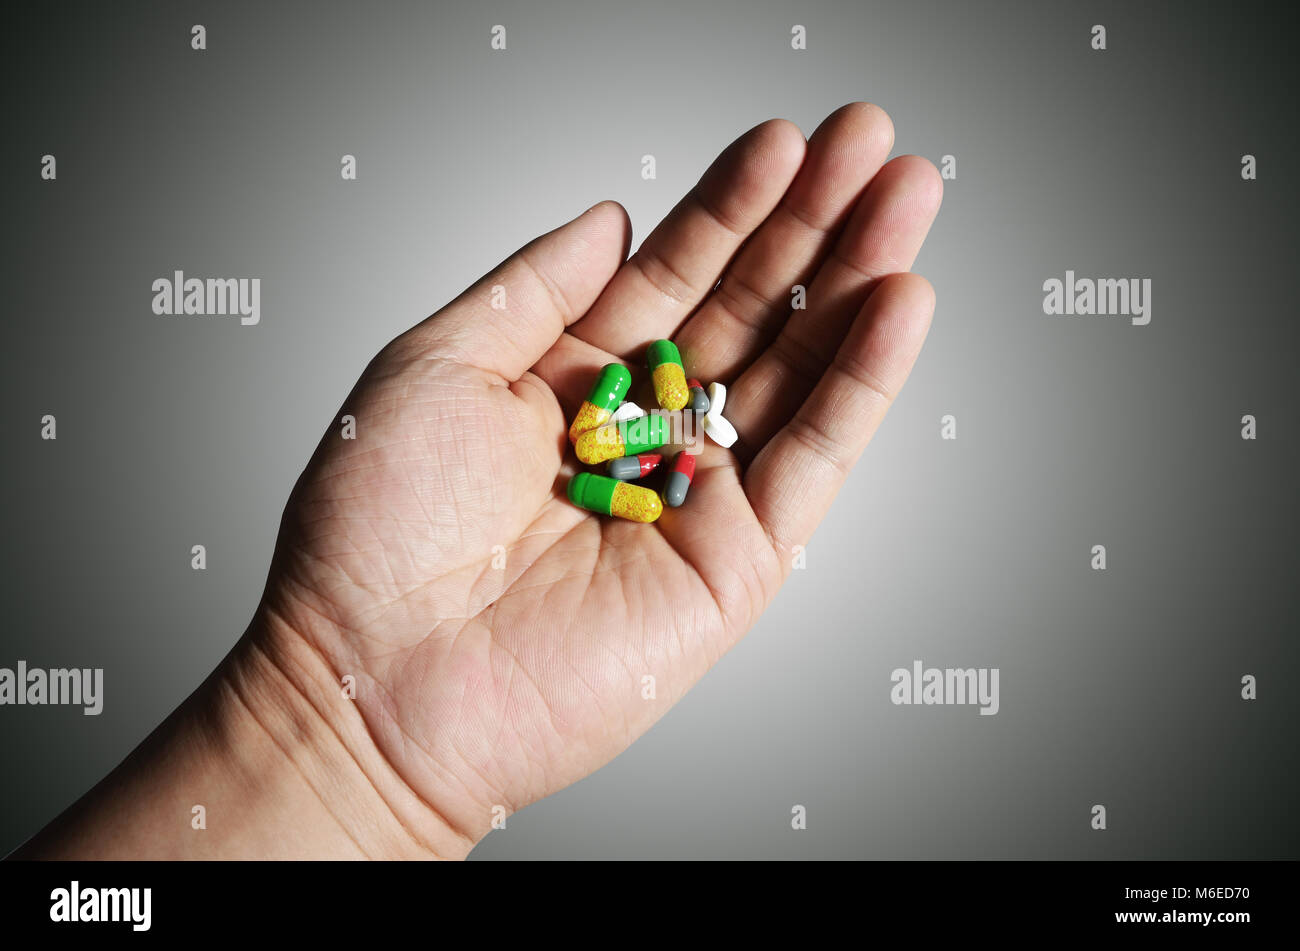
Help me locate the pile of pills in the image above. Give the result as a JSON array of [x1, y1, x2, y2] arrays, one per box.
[[565, 339, 739, 523]]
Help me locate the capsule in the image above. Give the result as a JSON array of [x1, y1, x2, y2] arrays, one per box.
[[647, 339, 689, 411], [608, 452, 664, 480], [568, 472, 663, 523], [575, 412, 670, 465], [662, 450, 696, 507], [569, 363, 632, 443], [686, 378, 710, 414]]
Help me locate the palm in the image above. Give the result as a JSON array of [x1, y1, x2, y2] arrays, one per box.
[[261, 104, 942, 839]]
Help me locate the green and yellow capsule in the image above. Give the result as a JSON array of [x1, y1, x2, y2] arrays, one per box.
[[647, 339, 689, 411], [569, 363, 632, 444], [568, 472, 663, 523], [574, 412, 670, 465]]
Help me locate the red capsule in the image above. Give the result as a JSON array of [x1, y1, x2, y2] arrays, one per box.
[[662, 450, 696, 507], [685, 377, 710, 414], [607, 452, 664, 481]]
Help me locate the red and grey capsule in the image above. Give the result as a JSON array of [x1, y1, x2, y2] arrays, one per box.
[[607, 452, 664, 481], [662, 450, 696, 508], [686, 378, 710, 414]]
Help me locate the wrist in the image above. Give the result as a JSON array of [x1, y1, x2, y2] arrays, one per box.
[[13, 613, 475, 861], [214, 614, 478, 860]]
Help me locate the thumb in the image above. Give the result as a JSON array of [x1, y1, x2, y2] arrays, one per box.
[[401, 200, 630, 381]]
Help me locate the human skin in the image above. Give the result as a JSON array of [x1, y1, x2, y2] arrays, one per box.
[[11, 103, 941, 860]]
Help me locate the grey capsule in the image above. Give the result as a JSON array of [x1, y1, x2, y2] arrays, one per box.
[[662, 471, 691, 507], [688, 385, 710, 414], [607, 453, 663, 481], [607, 457, 641, 480], [662, 450, 696, 508]]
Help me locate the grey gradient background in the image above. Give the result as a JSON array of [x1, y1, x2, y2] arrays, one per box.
[[3, 0, 1297, 859]]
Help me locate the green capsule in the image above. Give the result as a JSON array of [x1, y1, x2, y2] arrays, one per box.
[[622, 413, 670, 454], [567, 472, 663, 522], [647, 340, 689, 411], [646, 339, 682, 371], [569, 363, 633, 443], [574, 412, 671, 465]]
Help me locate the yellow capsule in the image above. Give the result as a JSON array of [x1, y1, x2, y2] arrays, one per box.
[[575, 425, 625, 465], [568, 401, 610, 444], [569, 364, 632, 443], [611, 481, 663, 522], [568, 472, 662, 523], [647, 340, 689, 411], [574, 414, 670, 466], [652, 364, 689, 411]]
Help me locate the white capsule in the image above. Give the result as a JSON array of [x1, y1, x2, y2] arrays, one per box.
[[706, 382, 726, 416], [702, 410, 738, 448], [608, 401, 647, 425]]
